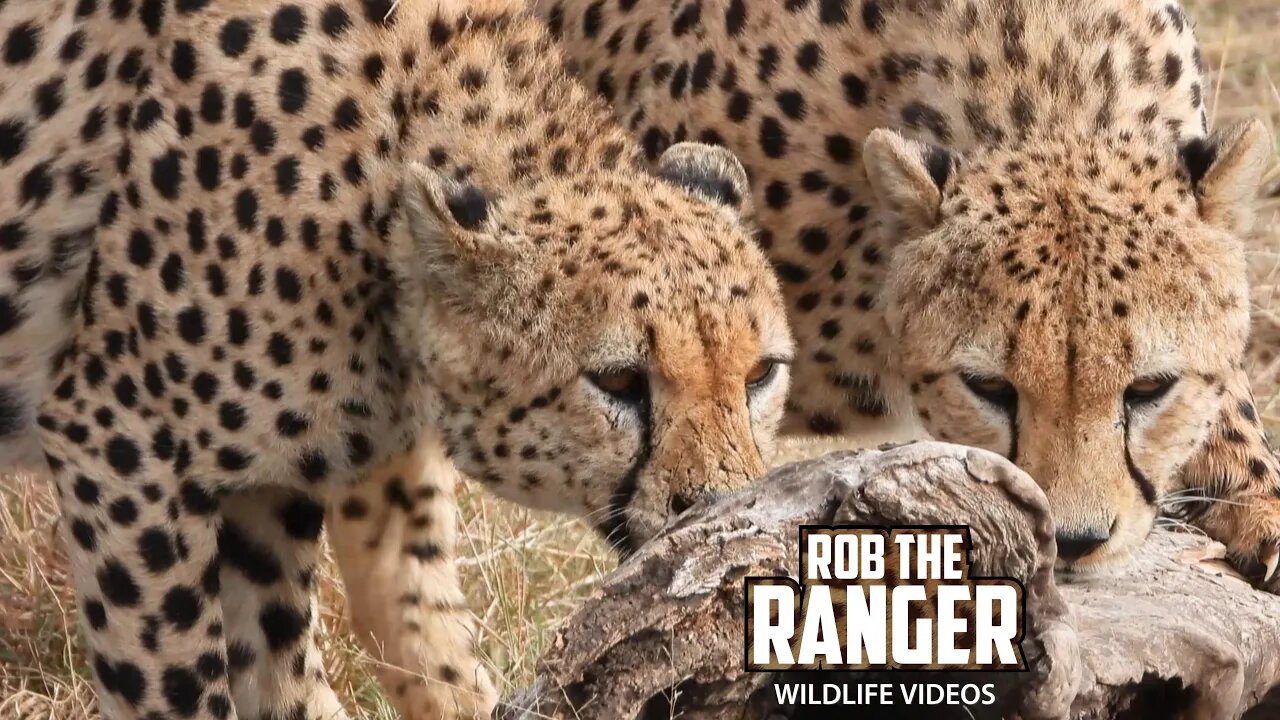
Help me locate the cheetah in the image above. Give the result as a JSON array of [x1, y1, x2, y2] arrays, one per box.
[[540, 0, 1280, 582], [0, 0, 792, 718]]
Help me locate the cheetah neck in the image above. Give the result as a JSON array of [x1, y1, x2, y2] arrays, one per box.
[[362, 3, 638, 201]]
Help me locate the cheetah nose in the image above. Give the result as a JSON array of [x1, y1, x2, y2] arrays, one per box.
[[1055, 528, 1110, 562]]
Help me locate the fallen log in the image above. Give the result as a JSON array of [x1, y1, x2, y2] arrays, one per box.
[[496, 442, 1280, 720]]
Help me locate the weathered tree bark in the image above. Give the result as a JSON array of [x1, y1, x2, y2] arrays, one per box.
[[496, 442, 1280, 720]]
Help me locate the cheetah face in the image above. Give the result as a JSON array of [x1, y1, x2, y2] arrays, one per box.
[[870, 122, 1272, 570], [393, 143, 792, 553]]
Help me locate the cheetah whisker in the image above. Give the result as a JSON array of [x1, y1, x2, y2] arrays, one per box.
[[1163, 487, 1213, 498], [1158, 496, 1248, 508], [1153, 517, 1209, 537]]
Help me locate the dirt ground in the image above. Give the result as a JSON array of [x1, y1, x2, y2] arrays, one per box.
[[2, 1, 1279, 717]]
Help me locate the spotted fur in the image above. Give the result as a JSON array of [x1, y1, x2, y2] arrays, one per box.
[[0, 0, 792, 718], [542, 0, 1280, 580]]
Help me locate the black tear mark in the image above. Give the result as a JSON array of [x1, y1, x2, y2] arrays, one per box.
[[1121, 412, 1158, 505], [595, 399, 652, 557]]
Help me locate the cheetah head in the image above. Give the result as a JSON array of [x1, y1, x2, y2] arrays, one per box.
[[869, 120, 1272, 570], [392, 143, 791, 553]]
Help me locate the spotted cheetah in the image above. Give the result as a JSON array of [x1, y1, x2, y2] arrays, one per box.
[[540, 0, 1280, 582], [0, 0, 792, 718]]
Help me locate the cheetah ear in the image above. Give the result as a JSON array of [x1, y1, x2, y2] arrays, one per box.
[[657, 142, 753, 218], [1181, 119, 1273, 235], [398, 162, 517, 302], [863, 129, 957, 234]]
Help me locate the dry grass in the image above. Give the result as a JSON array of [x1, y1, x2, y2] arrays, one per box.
[[0, 466, 619, 719], [3, 2, 1279, 718]]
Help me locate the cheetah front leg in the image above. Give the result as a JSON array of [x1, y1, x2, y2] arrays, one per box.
[[217, 488, 350, 720], [1175, 366, 1280, 590], [42, 449, 237, 720], [327, 433, 497, 719]]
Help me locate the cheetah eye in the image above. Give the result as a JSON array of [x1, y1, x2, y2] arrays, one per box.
[[586, 367, 649, 405], [1124, 375, 1179, 407], [960, 373, 1018, 410], [746, 358, 781, 390]]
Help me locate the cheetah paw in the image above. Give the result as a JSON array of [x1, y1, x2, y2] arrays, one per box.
[[415, 664, 498, 720], [1227, 530, 1280, 594], [1203, 492, 1280, 594]]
